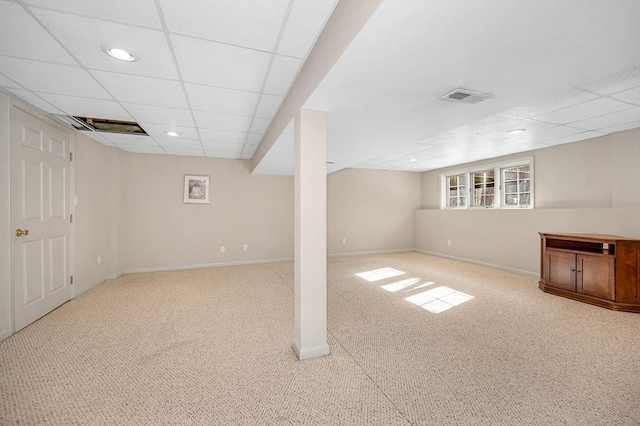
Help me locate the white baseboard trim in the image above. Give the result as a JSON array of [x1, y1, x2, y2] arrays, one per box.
[[292, 340, 330, 360], [414, 249, 539, 278], [328, 248, 414, 258], [124, 257, 294, 274]]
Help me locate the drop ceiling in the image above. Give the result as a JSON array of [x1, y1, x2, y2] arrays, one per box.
[[0, 0, 337, 159], [1, 0, 639, 174]]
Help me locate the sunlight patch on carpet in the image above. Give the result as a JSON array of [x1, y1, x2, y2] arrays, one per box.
[[381, 278, 428, 292], [355, 267, 405, 282], [405, 286, 474, 314]]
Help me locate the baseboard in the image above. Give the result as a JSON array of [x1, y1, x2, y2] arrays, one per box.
[[328, 248, 414, 258], [0, 329, 12, 342], [414, 249, 538, 278], [124, 257, 294, 274], [292, 340, 330, 360]]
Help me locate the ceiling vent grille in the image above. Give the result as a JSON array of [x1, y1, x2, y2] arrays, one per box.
[[52, 115, 147, 135], [440, 89, 493, 104]]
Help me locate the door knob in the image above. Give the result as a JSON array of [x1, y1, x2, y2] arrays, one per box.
[[15, 229, 29, 237]]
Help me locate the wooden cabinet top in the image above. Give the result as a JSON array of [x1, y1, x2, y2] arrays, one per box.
[[539, 233, 640, 243]]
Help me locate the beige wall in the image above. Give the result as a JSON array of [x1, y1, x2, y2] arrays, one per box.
[[73, 132, 108, 295], [416, 129, 640, 275], [327, 168, 421, 255], [122, 154, 294, 272], [106, 147, 123, 278]]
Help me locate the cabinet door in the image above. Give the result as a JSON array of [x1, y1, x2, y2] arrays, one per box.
[[546, 250, 576, 291], [577, 255, 615, 300]]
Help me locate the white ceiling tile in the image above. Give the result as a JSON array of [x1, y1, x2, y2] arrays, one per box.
[[532, 97, 632, 125], [240, 152, 253, 160], [33, 8, 178, 80], [501, 89, 600, 119], [202, 142, 244, 154], [610, 86, 640, 105], [117, 144, 165, 154], [250, 118, 271, 135], [0, 56, 111, 99], [155, 138, 202, 149], [37, 93, 132, 120], [242, 144, 258, 155], [200, 129, 246, 145], [139, 123, 198, 140], [193, 110, 252, 133], [160, 0, 288, 51], [123, 104, 194, 127], [453, 114, 525, 135], [186, 83, 259, 116], [246, 133, 263, 145], [24, 0, 162, 29], [568, 107, 639, 131], [0, 1, 76, 65], [528, 125, 590, 143], [539, 131, 606, 147], [4, 88, 64, 114], [102, 133, 158, 146], [204, 151, 241, 159], [0, 73, 21, 89], [91, 70, 187, 108], [164, 148, 204, 157], [80, 131, 114, 146], [577, 66, 640, 96], [278, 0, 337, 58], [598, 121, 640, 134], [263, 55, 303, 95], [172, 34, 271, 91], [255, 94, 284, 119]]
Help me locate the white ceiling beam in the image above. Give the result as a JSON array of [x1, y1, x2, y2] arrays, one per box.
[[250, 0, 382, 172]]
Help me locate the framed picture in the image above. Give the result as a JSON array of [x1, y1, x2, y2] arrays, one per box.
[[184, 175, 210, 204]]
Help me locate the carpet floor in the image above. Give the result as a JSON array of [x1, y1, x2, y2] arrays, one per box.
[[1, 252, 639, 425]]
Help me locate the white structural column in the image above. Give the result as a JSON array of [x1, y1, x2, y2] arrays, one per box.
[[293, 108, 329, 360]]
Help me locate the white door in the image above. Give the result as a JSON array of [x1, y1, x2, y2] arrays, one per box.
[[11, 107, 72, 332]]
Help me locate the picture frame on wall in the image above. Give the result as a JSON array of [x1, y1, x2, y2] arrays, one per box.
[[184, 175, 210, 204]]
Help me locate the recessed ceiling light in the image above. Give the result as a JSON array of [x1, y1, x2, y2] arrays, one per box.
[[506, 129, 526, 135], [164, 131, 180, 137], [409, 158, 418, 162], [101, 45, 139, 62]]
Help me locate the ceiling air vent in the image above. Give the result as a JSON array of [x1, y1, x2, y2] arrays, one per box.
[[440, 89, 492, 104], [52, 115, 147, 135]]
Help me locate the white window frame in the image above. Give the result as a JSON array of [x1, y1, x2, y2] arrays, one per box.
[[440, 157, 534, 210]]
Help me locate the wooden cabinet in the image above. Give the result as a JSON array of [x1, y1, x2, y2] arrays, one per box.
[[539, 233, 640, 313]]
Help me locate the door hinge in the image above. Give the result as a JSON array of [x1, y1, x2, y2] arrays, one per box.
[[70, 152, 73, 162], [70, 275, 74, 285], [70, 214, 73, 223]]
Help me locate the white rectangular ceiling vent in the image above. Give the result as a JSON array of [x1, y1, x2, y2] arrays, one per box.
[[440, 89, 493, 104]]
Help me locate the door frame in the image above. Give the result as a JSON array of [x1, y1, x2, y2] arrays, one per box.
[[0, 90, 75, 341]]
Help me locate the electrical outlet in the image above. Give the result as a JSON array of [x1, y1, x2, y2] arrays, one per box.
[[97, 256, 101, 264], [447, 240, 451, 246], [243, 244, 248, 251], [220, 246, 225, 253], [342, 238, 347, 245]]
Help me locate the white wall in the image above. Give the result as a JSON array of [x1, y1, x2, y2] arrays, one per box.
[[416, 129, 640, 275], [327, 168, 421, 255], [0, 91, 12, 340]]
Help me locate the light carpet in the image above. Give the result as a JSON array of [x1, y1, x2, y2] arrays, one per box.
[[1, 252, 639, 425]]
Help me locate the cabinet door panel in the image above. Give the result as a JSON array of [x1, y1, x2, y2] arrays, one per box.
[[578, 255, 615, 300], [546, 250, 576, 291]]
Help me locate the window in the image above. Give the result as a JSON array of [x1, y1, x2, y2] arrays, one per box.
[[447, 174, 466, 208], [441, 157, 533, 209]]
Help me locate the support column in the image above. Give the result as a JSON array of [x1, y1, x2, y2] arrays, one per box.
[[293, 108, 329, 360]]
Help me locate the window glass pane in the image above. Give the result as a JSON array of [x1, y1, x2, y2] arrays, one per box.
[[501, 164, 531, 208], [446, 174, 466, 208], [471, 170, 495, 207]]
